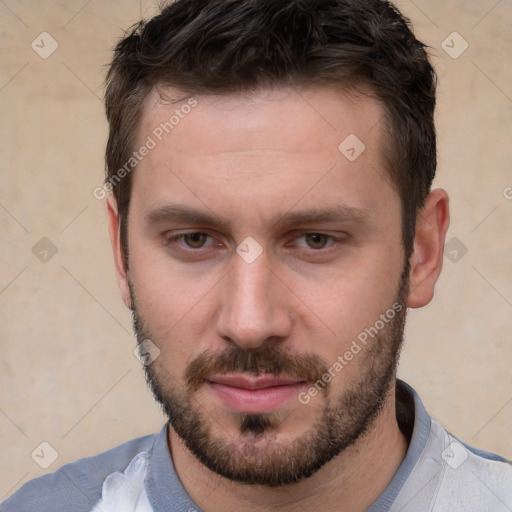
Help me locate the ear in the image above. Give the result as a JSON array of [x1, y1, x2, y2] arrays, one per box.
[[106, 195, 132, 309], [407, 188, 450, 309]]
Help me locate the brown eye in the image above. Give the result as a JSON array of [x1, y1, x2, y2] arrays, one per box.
[[304, 233, 330, 249], [183, 233, 209, 248]]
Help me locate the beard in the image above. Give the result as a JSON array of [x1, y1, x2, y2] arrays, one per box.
[[131, 263, 410, 487]]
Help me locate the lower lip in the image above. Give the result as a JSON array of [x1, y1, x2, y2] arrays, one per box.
[[207, 381, 306, 414]]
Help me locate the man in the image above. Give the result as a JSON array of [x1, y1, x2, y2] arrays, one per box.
[[3, 0, 511, 510]]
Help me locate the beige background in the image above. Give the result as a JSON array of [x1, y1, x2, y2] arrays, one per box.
[[1, 0, 511, 501]]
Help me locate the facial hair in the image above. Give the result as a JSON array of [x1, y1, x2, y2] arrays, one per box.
[[131, 263, 410, 487]]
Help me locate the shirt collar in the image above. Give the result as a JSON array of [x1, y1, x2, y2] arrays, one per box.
[[145, 423, 199, 512], [367, 379, 432, 511]]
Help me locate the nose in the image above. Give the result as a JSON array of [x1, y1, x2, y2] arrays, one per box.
[[216, 252, 293, 350]]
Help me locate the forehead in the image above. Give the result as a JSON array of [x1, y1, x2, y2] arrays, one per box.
[[139, 85, 385, 156], [131, 85, 399, 232]]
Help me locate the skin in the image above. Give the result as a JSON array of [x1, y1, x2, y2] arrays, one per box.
[[107, 86, 449, 511]]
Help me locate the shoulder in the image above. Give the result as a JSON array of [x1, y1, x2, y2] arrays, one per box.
[[1, 433, 158, 512], [444, 428, 512, 500], [390, 382, 512, 511], [427, 420, 512, 510]]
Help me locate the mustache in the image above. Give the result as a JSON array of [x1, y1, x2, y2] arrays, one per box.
[[185, 345, 329, 393]]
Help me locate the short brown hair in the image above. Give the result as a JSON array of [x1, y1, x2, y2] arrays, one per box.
[[105, 0, 437, 259]]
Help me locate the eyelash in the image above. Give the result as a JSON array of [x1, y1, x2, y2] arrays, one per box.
[[164, 231, 341, 253]]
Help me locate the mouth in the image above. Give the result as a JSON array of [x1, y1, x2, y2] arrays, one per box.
[[206, 374, 308, 414]]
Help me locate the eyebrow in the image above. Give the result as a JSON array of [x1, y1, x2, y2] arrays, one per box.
[[145, 204, 371, 231]]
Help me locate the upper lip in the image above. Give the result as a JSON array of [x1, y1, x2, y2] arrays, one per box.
[[208, 374, 306, 390]]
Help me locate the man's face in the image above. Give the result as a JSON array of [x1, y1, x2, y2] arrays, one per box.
[[125, 87, 408, 485]]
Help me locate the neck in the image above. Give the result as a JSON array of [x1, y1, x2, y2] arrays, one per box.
[[168, 383, 408, 512]]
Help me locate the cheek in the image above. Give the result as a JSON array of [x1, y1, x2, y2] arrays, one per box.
[[290, 250, 403, 346], [128, 248, 225, 356]]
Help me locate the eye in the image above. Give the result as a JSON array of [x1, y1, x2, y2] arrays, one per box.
[[165, 232, 216, 250], [182, 232, 209, 248], [293, 233, 335, 250]]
